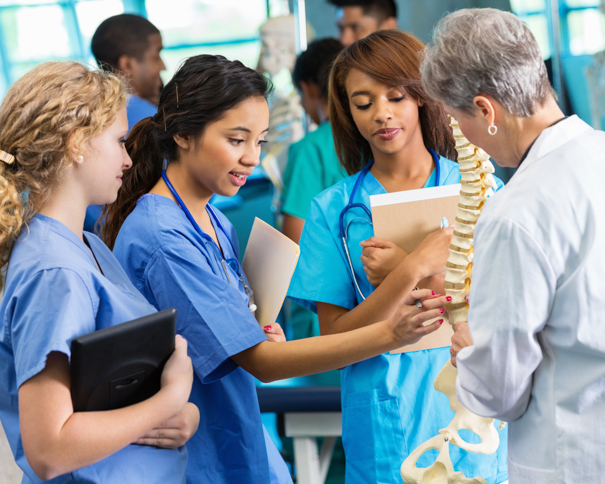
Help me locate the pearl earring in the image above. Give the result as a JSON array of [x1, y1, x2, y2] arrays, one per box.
[[77, 155, 84, 163]]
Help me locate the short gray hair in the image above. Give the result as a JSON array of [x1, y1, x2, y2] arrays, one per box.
[[420, 8, 553, 117]]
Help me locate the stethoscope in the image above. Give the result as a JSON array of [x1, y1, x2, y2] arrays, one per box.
[[339, 149, 441, 301], [161, 170, 257, 312]]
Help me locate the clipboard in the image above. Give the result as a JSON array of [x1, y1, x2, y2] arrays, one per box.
[[70, 308, 176, 412], [242, 218, 300, 327], [370, 184, 461, 354]]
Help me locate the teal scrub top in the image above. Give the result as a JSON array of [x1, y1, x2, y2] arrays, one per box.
[[281, 121, 346, 220], [288, 157, 509, 484], [0, 214, 187, 483]]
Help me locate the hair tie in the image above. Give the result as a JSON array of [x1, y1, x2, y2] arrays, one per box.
[[0, 150, 14, 165]]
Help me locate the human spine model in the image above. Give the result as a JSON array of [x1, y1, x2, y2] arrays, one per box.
[[444, 117, 497, 325], [400, 118, 504, 484]]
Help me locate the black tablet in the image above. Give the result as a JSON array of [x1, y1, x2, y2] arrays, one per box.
[[70, 308, 177, 412]]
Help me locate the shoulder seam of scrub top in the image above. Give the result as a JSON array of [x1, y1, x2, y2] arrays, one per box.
[[311, 171, 360, 211], [9, 267, 98, 331], [297, 199, 359, 311]]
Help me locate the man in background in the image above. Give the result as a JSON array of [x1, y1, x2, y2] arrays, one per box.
[[87, 14, 165, 233], [328, 0, 397, 46], [281, 38, 345, 341], [91, 14, 165, 131]]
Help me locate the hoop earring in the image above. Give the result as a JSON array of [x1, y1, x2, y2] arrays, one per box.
[[488, 124, 498, 136]]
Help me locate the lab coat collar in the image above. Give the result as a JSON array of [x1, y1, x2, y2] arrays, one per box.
[[515, 115, 592, 177]]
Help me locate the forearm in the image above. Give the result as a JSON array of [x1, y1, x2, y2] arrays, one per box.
[[23, 387, 184, 480], [233, 320, 398, 382], [282, 214, 305, 244], [321, 257, 423, 335], [417, 274, 445, 296]]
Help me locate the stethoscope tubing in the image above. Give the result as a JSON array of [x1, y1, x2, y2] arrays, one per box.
[[339, 150, 442, 300], [338, 149, 441, 239]]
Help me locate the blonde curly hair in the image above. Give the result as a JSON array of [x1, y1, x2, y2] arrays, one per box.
[[0, 61, 126, 289]]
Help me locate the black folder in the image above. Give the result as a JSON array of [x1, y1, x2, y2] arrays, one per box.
[[70, 308, 177, 412]]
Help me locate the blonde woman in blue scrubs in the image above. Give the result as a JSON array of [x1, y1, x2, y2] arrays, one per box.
[[288, 30, 508, 483], [0, 62, 196, 483]]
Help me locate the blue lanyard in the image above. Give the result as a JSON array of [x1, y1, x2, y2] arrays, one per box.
[[338, 149, 441, 238], [161, 171, 236, 256], [160, 171, 257, 311]]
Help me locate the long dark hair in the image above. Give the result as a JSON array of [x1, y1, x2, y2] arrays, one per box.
[[329, 29, 456, 176], [102, 54, 272, 248]]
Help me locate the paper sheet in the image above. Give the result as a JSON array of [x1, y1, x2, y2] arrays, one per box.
[[370, 184, 460, 354], [242, 218, 300, 327]]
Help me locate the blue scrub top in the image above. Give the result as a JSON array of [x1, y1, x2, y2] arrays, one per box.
[[288, 157, 509, 484], [0, 214, 187, 483], [113, 194, 292, 484], [126, 94, 157, 132]]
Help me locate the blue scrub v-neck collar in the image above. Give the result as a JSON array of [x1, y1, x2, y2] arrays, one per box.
[[363, 165, 438, 196], [144, 194, 235, 260], [34, 213, 105, 274]]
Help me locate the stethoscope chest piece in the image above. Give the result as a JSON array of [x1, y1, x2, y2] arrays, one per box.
[[339, 150, 442, 301]]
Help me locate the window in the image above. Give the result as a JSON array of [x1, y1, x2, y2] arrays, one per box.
[[145, 0, 267, 84], [511, 0, 605, 58], [0, 0, 272, 100]]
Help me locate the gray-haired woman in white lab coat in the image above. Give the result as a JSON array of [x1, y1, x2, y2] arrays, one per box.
[[420, 8, 605, 484]]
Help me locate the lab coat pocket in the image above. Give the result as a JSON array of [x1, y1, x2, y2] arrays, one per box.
[[342, 390, 406, 468]]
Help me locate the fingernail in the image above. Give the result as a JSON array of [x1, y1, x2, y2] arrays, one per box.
[[264, 325, 272, 331], [432, 291, 436, 295], [440, 308, 445, 314], [446, 296, 452, 301], [439, 319, 444, 324]]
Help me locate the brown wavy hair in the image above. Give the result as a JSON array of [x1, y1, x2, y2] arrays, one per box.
[[328, 29, 456, 175], [0, 62, 126, 290]]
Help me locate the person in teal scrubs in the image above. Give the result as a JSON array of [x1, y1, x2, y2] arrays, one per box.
[[282, 38, 346, 340], [103, 54, 453, 484], [288, 30, 508, 483], [0, 62, 197, 483]]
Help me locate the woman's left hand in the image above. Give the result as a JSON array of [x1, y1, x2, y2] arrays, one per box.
[[360, 237, 408, 287], [264, 323, 286, 342], [450, 321, 474, 368], [135, 402, 200, 449]]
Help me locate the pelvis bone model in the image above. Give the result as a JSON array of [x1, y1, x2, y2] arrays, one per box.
[[400, 118, 505, 484]]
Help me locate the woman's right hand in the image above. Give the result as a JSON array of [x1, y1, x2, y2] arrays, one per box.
[[160, 335, 194, 409], [388, 289, 450, 346], [405, 227, 453, 279]]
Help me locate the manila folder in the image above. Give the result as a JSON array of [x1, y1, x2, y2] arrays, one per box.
[[242, 218, 300, 328], [370, 184, 460, 354]]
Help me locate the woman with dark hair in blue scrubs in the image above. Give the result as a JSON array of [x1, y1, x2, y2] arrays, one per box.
[[103, 54, 452, 484]]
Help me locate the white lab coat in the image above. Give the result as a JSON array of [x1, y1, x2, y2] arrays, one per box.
[[456, 115, 605, 484]]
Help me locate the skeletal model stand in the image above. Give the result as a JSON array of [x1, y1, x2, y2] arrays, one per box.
[[400, 118, 506, 484]]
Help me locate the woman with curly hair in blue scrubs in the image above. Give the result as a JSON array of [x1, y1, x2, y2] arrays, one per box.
[[0, 62, 196, 483]]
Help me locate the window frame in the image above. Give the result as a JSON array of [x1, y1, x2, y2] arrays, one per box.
[[0, 0, 273, 99]]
